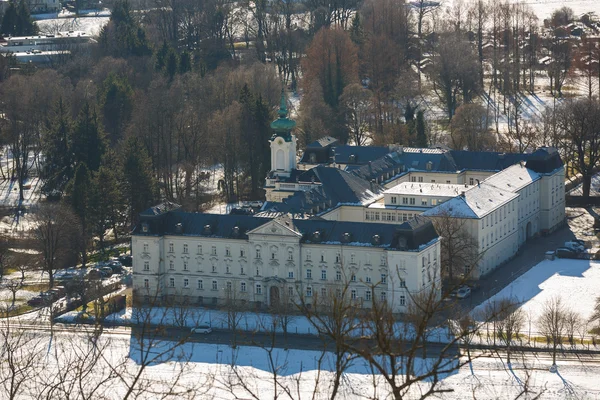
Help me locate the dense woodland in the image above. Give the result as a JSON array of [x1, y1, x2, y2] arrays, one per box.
[[0, 0, 599, 255]]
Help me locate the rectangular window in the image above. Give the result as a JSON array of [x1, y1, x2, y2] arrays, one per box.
[[256, 268, 260, 276], [351, 274, 356, 282], [212, 265, 216, 273], [169, 278, 175, 287], [240, 282, 246, 292], [288, 286, 294, 297], [306, 287, 312, 297], [321, 288, 327, 298], [226, 265, 230, 274], [212, 280, 218, 290], [256, 247, 261, 259], [366, 276, 371, 283], [446, 180, 451, 184], [351, 289, 357, 300], [211, 246, 217, 256], [469, 178, 474, 185], [411, 176, 416, 182], [169, 243, 174, 253], [321, 253, 325, 262], [418, 177, 423, 182], [198, 280, 203, 290], [169, 261, 174, 270], [288, 251, 293, 260], [321, 270, 327, 280], [143, 243, 148, 253], [399, 278, 406, 287], [144, 278, 149, 288], [306, 269, 312, 279], [183, 244, 188, 254], [144, 261, 150, 271], [365, 290, 372, 301], [256, 284, 262, 294], [288, 271, 294, 279], [391, 196, 397, 204], [225, 247, 231, 257], [421, 199, 428, 206], [400, 295, 406, 306], [402, 197, 408, 204], [184, 278, 189, 288], [381, 291, 387, 302], [410, 198, 415, 205], [197, 244, 202, 255], [241, 266, 245, 275], [226, 281, 232, 291], [240, 248, 246, 257], [183, 261, 188, 271], [381, 274, 387, 284], [271, 251, 276, 260], [336, 270, 341, 281], [306, 250, 311, 261]]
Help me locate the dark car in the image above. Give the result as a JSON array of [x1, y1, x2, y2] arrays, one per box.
[[99, 267, 113, 277], [108, 261, 123, 274], [27, 296, 45, 307], [87, 269, 103, 280], [118, 255, 132, 267], [556, 247, 577, 259]]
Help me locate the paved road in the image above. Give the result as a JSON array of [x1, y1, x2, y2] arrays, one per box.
[[462, 225, 576, 311]]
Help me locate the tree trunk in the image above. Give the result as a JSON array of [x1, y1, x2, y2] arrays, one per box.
[[582, 174, 592, 199]]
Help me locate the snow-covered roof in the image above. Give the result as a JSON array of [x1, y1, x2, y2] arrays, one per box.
[[385, 182, 468, 197], [424, 183, 518, 219], [484, 163, 540, 193]]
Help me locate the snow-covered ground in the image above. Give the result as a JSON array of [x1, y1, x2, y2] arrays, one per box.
[[3, 324, 600, 399], [569, 174, 600, 197], [36, 16, 109, 36], [474, 258, 600, 336]]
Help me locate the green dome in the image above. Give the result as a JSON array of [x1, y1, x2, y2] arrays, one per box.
[[271, 90, 297, 134]]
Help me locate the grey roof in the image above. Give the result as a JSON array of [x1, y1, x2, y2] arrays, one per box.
[[139, 202, 181, 217], [333, 145, 393, 165], [449, 150, 529, 171], [134, 210, 439, 251], [525, 147, 563, 174], [306, 136, 339, 148]]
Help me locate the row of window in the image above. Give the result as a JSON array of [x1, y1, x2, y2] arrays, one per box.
[[365, 211, 416, 222], [152, 278, 398, 304]]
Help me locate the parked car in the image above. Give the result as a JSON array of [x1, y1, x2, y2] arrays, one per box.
[[456, 286, 471, 299], [118, 255, 132, 267], [48, 286, 65, 298], [556, 247, 577, 258], [108, 261, 123, 274], [99, 267, 113, 277], [191, 325, 212, 334], [87, 269, 103, 280], [27, 296, 45, 307], [564, 241, 585, 253]]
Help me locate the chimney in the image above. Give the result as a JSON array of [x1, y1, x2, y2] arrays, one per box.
[[460, 191, 466, 197], [476, 179, 480, 187], [370, 179, 376, 191]]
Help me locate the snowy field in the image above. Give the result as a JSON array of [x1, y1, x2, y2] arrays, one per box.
[[474, 259, 600, 336], [3, 325, 600, 399], [35, 16, 109, 36]]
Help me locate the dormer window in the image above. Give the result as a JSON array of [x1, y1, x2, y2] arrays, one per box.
[[349, 154, 356, 163], [426, 161, 433, 171], [309, 153, 317, 163]]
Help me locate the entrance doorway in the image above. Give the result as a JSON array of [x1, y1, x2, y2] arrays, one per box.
[[269, 286, 280, 307]]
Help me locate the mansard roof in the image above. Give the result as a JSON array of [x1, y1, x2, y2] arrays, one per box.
[[134, 210, 438, 251], [139, 202, 182, 217]]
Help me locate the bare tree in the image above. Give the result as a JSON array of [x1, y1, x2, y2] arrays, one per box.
[[565, 309, 581, 347], [297, 277, 360, 400], [222, 281, 248, 348], [0, 309, 44, 399], [430, 209, 483, 282], [30, 203, 81, 289], [557, 98, 600, 199], [1, 279, 23, 310], [538, 296, 567, 368], [495, 298, 525, 363]]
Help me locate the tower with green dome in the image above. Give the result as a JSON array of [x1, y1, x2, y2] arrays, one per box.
[[269, 90, 297, 178]]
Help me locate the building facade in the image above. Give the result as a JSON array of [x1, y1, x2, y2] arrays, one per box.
[[132, 207, 441, 313]]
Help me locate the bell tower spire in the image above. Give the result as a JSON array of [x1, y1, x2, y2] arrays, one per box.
[[269, 90, 297, 177]]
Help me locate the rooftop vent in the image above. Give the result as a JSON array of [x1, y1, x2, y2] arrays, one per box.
[[175, 223, 183, 233], [203, 224, 212, 234], [312, 231, 321, 241], [342, 232, 352, 243], [372, 234, 381, 245]]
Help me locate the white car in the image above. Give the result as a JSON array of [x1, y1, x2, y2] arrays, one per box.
[[564, 241, 585, 253], [191, 325, 212, 334], [456, 287, 471, 299]]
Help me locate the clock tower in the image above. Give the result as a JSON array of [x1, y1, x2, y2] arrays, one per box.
[[269, 90, 297, 178]]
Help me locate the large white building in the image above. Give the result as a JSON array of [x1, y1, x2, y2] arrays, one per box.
[[131, 205, 441, 313], [132, 92, 565, 311]]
